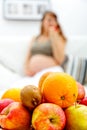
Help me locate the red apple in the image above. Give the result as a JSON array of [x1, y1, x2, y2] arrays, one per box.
[[65, 104, 87, 130], [77, 82, 85, 100], [0, 102, 31, 130], [0, 98, 14, 113], [32, 103, 66, 130], [79, 97, 87, 106]]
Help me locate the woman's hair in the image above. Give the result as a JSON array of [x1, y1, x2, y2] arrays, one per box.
[[40, 11, 67, 41]]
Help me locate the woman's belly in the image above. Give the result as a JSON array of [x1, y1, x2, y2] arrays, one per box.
[[28, 54, 57, 75]]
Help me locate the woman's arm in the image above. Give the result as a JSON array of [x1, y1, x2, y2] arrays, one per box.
[[49, 27, 67, 65], [24, 37, 36, 75]]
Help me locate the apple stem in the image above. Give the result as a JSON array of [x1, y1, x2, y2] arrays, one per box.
[[75, 101, 77, 108]]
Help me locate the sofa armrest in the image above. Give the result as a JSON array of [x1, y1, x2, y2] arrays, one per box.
[[63, 55, 87, 85]]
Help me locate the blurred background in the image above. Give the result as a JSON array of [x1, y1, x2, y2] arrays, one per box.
[[0, 0, 87, 91], [0, 0, 87, 39], [0, 0, 87, 56], [0, 0, 87, 74]]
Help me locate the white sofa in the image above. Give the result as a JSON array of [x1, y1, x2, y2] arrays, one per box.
[[0, 36, 63, 94], [0, 36, 87, 96]]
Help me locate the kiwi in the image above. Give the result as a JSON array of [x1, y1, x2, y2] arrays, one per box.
[[20, 85, 42, 110]]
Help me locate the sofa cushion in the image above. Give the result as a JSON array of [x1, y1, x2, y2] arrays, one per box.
[[0, 36, 31, 75], [65, 55, 87, 85]]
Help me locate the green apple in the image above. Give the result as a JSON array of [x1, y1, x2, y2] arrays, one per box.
[[65, 104, 87, 130], [32, 103, 66, 130]]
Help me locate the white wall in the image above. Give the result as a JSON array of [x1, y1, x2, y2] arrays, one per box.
[[51, 0, 87, 37], [0, 0, 87, 38], [0, 0, 87, 58], [0, 0, 40, 37]]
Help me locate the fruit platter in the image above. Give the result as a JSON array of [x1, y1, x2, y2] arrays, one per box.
[[0, 72, 87, 130]]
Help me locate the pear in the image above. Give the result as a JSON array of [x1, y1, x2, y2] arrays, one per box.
[[20, 85, 42, 111]]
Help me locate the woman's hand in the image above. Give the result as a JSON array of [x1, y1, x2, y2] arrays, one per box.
[[49, 26, 60, 40], [48, 26, 66, 65], [24, 63, 34, 76], [24, 63, 30, 76]]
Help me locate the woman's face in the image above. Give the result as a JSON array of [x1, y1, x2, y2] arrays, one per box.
[[42, 14, 58, 34]]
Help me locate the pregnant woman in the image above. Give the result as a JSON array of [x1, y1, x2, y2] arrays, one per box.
[[24, 11, 67, 76]]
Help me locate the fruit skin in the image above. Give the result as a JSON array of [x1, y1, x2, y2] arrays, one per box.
[[1, 88, 21, 102], [20, 85, 42, 111], [42, 72, 78, 108], [65, 104, 87, 130], [77, 82, 85, 100], [38, 71, 51, 103], [32, 103, 66, 130], [0, 98, 14, 113], [79, 97, 87, 106], [0, 102, 31, 130], [38, 72, 52, 94]]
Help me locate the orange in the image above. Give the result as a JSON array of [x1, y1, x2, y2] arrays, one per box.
[[38, 72, 52, 94], [42, 72, 78, 108], [1, 88, 21, 102]]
